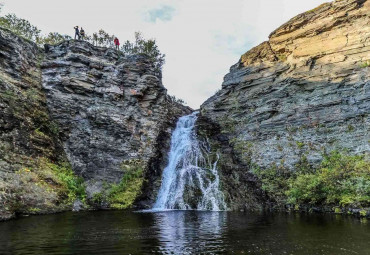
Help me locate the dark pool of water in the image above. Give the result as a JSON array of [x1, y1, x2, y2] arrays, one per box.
[[0, 210, 369, 255]]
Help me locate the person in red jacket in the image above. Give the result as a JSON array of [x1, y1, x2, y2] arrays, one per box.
[[114, 37, 120, 50]]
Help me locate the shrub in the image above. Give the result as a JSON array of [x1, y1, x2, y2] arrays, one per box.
[[287, 151, 370, 207], [168, 95, 187, 105], [360, 210, 367, 217], [121, 32, 166, 72], [252, 164, 291, 204], [0, 13, 41, 42], [42, 159, 86, 202], [253, 151, 370, 209], [306, 3, 331, 14], [0, 10, 69, 46], [287, 173, 325, 205], [88, 160, 145, 209], [277, 53, 287, 62], [38, 32, 71, 45]]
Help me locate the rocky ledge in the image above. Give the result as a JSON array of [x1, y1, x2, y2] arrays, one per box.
[[199, 0, 370, 211]]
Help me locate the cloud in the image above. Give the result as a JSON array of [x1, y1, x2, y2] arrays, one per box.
[[144, 5, 176, 23]]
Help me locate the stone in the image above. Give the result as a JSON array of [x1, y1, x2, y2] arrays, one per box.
[[199, 0, 370, 210], [0, 27, 191, 220]]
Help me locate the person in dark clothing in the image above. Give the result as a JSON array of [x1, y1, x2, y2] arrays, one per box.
[[80, 27, 85, 40], [74, 26, 80, 40], [114, 37, 120, 50]]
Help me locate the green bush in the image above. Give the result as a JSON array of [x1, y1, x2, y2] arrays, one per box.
[[89, 160, 145, 209], [287, 151, 370, 207], [87, 30, 166, 72], [121, 32, 165, 72], [277, 53, 287, 62], [0, 13, 41, 42], [252, 164, 291, 204], [287, 173, 325, 205], [0, 10, 69, 46], [37, 32, 71, 45], [253, 151, 370, 209]]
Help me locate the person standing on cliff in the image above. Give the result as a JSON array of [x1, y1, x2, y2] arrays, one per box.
[[74, 26, 80, 40], [114, 37, 120, 50], [80, 27, 85, 40]]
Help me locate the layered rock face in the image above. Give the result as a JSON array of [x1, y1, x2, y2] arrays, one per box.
[[199, 0, 370, 209], [0, 28, 67, 219], [0, 28, 191, 219], [42, 41, 191, 199], [0, 28, 64, 172]]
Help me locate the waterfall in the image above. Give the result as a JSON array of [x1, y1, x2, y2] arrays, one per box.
[[152, 112, 227, 211]]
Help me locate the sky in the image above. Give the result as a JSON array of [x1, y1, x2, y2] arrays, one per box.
[[1, 0, 329, 108]]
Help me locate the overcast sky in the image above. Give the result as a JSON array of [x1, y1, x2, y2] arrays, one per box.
[[1, 0, 328, 108]]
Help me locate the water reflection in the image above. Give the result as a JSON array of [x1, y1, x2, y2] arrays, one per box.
[[0, 211, 369, 255], [151, 211, 227, 254]]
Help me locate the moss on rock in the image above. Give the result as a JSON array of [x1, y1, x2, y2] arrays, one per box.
[[89, 160, 145, 210], [0, 157, 86, 219]]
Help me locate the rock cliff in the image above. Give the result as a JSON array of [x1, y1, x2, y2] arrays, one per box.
[[42, 40, 191, 204], [0, 28, 191, 220], [0, 28, 69, 220], [1, 0, 369, 219], [199, 0, 370, 210]]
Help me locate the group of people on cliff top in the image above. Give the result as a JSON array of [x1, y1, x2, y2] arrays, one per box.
[[73, 26, 120, 50]]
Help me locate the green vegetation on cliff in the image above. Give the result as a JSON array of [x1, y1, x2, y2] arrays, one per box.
[[108, 160, 145, 209], [0, 5, 165, 71], [252, 151, 370, 211], [0, 158, 86, 216], [0, 8, 70, 46], [360, 60, 370, 68], [92, 160, 144, 209]]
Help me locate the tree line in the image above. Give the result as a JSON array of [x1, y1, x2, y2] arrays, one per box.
[[0, 4, 165, 71]]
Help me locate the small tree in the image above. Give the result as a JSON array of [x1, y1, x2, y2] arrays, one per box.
[[121, 32, 166, 72], [0, 13, 41, 42], [37, 32, 71, 45], [89, 29, 115, 47]]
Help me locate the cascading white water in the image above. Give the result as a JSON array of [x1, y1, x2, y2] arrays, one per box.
[[152, 112, 227, 211]]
